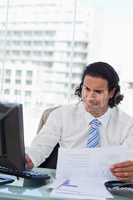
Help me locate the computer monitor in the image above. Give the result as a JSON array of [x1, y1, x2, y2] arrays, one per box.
[[0, 102, 25, 172]]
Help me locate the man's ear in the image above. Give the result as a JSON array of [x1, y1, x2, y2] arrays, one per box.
[[109, 88, 116, 98]]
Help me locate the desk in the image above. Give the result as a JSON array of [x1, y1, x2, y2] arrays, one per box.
[[0, 168, 131, 200]]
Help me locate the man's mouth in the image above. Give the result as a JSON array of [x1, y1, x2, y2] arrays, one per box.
[[87, 102, 98, 106], [87, 103, 100, 110]]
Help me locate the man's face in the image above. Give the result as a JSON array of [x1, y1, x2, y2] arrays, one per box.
[[82, 75, 115, 117]]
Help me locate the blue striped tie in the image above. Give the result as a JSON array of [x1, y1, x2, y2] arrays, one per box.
[[86, 119, 101, 148]]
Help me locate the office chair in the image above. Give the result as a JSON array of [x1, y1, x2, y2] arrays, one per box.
[[36, 106, 60, 169]]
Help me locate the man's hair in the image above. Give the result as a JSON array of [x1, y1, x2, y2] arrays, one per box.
[[75, 62, 124, 108]]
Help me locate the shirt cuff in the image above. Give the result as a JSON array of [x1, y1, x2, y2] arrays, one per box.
[[26, 147, 44, 167]]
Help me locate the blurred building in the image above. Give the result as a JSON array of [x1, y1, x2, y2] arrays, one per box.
[[0, 0, 93, 110]]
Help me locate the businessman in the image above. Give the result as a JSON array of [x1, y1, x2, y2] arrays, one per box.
[[27, 61, 133, 181]]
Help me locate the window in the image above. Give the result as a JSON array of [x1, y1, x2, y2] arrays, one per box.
[[13, 40, 21, 46], [24, 31, 32, 37], [13, 31, 22, 37], [5, 78, 11, 84], [33, 41, 42, 46], [129, 82, 133, 89], [23, 51, 30, 56], [45, 31, 56, 37], [15, 79, 21, 84], [4, 89, 10, 95], [74, 42, 88, 49], [16, 70, 22, 76], [33, 51, 41, 57], [14, 89, 21, 95], [23, 41, 31, 46], [25, 90, 32, 97], [12, 50, 20, 56], [34, 31, 43, 37], [5, 69, 11, 76], [26, 70, 33, 77], [43, 51, 53, 57], [44, 41, 54, 46], [26, 80, 32, 85]]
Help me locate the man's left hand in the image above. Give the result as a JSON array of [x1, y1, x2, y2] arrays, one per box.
[[110, 160, 133, 181]]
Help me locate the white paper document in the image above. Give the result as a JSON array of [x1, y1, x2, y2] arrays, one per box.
[[51, 146, 133, 199], [51, 178, 111, 199]]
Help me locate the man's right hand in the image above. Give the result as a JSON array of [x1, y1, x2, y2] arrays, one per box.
[[25, 154, 34, 169]]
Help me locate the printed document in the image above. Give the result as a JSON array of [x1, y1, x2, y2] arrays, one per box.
[[51, 146, 133, 199]]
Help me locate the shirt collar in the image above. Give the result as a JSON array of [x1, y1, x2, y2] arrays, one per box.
[[98, 108, 111, 128]]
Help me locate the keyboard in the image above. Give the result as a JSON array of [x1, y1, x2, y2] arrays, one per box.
[[0, 166, 50, 180]]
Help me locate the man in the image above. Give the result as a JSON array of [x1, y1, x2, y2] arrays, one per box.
[[27, 62, 133, 181]]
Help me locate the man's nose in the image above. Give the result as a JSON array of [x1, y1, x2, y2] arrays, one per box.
[[87, 91, 96, 99]]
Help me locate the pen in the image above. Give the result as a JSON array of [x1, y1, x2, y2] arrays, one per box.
[[57, 179, 78, 189]]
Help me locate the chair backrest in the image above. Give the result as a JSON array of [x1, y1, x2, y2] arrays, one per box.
[[37, 106, 60, 169]]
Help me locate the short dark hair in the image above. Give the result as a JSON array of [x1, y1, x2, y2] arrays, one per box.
[[75, 62, 124, 108]]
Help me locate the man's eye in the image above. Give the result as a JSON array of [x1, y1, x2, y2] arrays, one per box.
[[95, 90, 102, 94], [86, 88, 90, 91], [84, 86, 89, 91]]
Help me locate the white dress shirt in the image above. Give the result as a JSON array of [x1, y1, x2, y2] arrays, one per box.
[[27, 101, 133, 167]]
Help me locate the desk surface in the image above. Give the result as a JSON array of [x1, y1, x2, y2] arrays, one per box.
[[0, 168, 131, 200]]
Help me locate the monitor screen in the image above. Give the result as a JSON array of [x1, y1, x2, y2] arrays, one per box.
[[0, 102, 25, 171]]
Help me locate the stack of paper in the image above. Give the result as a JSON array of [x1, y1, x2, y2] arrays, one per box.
[[50, 146, 133, 199]]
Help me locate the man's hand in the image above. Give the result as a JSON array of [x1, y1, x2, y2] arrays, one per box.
[[110, 160, 133, 181], [25, 154, 34, 169]]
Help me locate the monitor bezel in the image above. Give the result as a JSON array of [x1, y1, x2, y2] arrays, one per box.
[[0, 102, 25, 171]]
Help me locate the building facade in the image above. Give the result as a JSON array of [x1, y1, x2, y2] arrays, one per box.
[[0, 0, 92, 110]]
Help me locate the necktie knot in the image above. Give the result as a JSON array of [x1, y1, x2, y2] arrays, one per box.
[[89, 118, 101, 128]]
